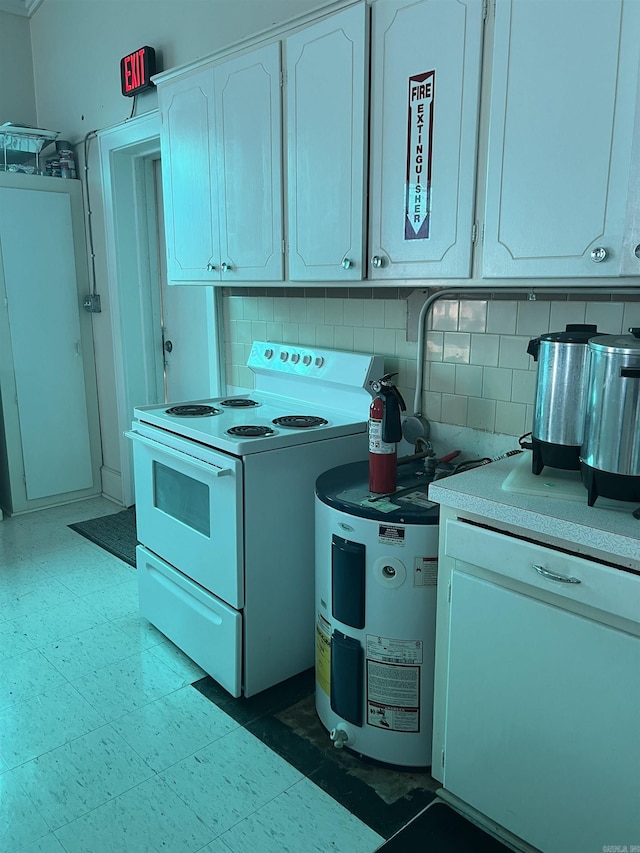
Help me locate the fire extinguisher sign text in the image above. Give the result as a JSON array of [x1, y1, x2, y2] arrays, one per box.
[[405, 70, 435, 242]]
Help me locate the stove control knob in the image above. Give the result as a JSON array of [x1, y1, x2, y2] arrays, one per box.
[[264, 348, 274, 360], [291, 353, 300, 364], [315, 356, 325, 368], [280, 351, 289, 362], [302, 355, 312, 366]]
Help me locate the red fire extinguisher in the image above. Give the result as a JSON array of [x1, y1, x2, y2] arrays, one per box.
[[368, 373, 406, 494]]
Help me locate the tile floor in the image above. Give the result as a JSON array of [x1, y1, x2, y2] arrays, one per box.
[[0, 498, 384, 853]]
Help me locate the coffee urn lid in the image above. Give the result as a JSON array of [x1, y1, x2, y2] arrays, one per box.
[[538, 323, 601, 344], [588, 328, 640, 355]]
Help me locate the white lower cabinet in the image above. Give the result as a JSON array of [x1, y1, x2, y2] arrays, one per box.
[[433, 511, 640, 852], [0, 174, 101, 514]]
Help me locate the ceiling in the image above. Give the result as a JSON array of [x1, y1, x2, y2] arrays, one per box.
[[0, 0, 44, 15]]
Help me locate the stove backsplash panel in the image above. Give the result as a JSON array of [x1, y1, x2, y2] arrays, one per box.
[[222, 292, 640, 441]]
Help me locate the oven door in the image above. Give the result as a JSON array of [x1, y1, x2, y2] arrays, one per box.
[[127, 426, 244, 609]]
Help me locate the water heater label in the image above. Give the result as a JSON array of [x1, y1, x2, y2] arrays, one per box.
[[315, 615, 331, 696], [378, 525, 405, 546], [367, 635, 423, 665], [366, 660, 420, 732], [414, 556, 438, 586]]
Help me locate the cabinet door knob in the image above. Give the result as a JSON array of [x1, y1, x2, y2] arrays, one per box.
[[221, 262, 232, 272], [533, 564, 581, 584], [634, 244, 640, 260], [371, 255, 385, 269], [341, 257, 353, 270], [206, 262, 217, 272], [590, 247, 608, 263]]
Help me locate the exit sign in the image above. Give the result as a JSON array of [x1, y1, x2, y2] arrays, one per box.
[[120, 46, 156, 97]]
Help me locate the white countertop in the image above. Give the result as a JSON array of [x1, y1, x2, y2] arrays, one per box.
[[428, 451, 640, 570]]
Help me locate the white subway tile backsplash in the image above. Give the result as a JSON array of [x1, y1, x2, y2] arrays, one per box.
[[324, 299, 345, 326], [223, 292, 638, 438], [429, 362, 456, 394], [373, 328, 396, 355], [250, 320, 268, 341], [425, 331, 444, 361], [431, 299, 458, 331], [441, 393, 468, 427], [443, 332, 471, 364], [266, 321, 284, 341], [236, 319, 253, 344], [516, 299, 551, 336], [343, 299, 364, 327], [585, 301, 625, 334], [467, 397, 497, 432], [353, 326, 375, 353], [549, 301, 586, 331], [482, 367, 512, 402], [454, 364, 484, 397], [315, 325, 335, 348], [487, 300, 517, 335], [422, 391, 442, 422], [498, 335, 531, 370], [495, 400, 527, 435], [470, 333, 500, 367], [363, 300, 385, 328], [384, 300, 406, 330], [511, 369, 536, 405], [334, 326, 355, 350], [458, 300, 487, 333]]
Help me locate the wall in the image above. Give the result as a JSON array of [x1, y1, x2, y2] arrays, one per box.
[[0, 11, 37, 127], [222, 290, 640, 457]]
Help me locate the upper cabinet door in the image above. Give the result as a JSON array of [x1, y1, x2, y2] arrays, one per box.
[[214, 43, 284, 282], [286, 2, 368, 281], [368, 0, 483, 280], [483, 0, 640, 278], [159, 67, 221, 283]]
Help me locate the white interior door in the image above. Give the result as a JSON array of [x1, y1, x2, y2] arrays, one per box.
[[153, 160, 218, 403], [0, 187, 93, 499]]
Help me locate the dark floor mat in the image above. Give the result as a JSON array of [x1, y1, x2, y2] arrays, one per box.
[[68, 507, 137, 567], [192, 668, 438, 839], [374, 800, 513, 852]]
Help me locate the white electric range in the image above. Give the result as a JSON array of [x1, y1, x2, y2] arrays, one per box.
[[127, 341, 383, 697]]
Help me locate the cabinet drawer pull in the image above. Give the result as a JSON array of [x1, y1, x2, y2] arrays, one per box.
[[533, 564, 582, 584]]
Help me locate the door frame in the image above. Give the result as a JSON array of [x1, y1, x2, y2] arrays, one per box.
[[98, 112, 223, 507]]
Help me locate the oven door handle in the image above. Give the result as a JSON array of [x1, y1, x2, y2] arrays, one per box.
[[125, 430, 234, 478]]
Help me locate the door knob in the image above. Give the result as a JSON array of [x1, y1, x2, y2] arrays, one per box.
[[164, 340, 173, 353], [371, 255, 385, 269], [221, 262, 232, 272], [341, 257, 353, 270]]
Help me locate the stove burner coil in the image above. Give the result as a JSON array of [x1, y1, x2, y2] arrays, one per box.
[[219, 398, 260, 408], [272, 415, 329, 429], [227, 425, 275, 438], [165, 404, 220, 417]]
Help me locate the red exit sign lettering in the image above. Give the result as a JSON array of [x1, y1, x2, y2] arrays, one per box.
[[120, 46, 156, 97]]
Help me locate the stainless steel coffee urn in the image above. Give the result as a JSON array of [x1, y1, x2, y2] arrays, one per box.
[[527, 324, 603, 475], [581, 328, 640, 506]]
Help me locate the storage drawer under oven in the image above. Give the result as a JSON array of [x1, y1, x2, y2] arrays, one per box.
[[137, 545, 242, 698]]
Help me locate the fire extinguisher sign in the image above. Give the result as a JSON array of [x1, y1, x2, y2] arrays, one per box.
[[405, 70, 435, 242]]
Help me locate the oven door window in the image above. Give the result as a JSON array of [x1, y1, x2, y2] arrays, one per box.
[[153, 461, 210, 537]]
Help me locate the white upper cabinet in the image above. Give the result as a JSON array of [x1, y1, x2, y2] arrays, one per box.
[[482, 0, 640, 278], [214, 43, 283, 281], [286, 3, 368, 281], [160, 66, 219, 283], [368, 0, 484, 280], [159, 43, 283, 284]]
